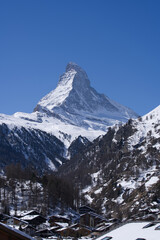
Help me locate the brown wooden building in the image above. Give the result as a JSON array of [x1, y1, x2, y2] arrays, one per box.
[[48, 214, 70, 226], [56, 223, 92, 238], [0, 223, 35, 240], [79, 205, 95, 215], [80, 212, 108, 228], [2, 216, 28, 227], [20, 215, 46, 227]]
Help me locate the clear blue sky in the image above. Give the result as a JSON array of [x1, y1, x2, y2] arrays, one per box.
[[0, 0, 160, 116]]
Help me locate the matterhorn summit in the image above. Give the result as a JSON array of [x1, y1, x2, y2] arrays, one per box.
[[0, 62, 138, 144], [0, 62, 138, 171], [34, 62, 138, 129]]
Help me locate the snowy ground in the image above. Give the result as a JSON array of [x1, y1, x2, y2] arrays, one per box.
[[96, 222, 160, 240]]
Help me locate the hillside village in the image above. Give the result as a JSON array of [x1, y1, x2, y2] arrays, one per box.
[[0, 205, 117, 239], [0, 204, 160, 239]]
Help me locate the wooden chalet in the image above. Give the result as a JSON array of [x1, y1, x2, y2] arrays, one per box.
[[70, 223, 92, 237], [56, 223, 92, 238], [0, 223, 35, 240], [2, 216, 28, 227], [95, 222, 114, 232], [80, 211, 107, 228], [79, 205, 95, 215], [35, 228, 55, 238], [20, 215, 46, 228], [21, 224, 36, 237], [48, 214, 70, 226], [56, 226, 77, 238]]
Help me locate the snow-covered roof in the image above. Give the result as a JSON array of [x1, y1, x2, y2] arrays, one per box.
[[20, 215, 39, 221], [56, 226, 69, 232], [54, 222, 68, 228], [49, 214, 70, 220], [96, 222, 160, 240], [19, 210, 39, 217]]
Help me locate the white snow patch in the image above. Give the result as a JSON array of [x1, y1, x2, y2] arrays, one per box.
[[82, 186, 92, 194], [45, 158, 57, 171], [145, 176, 159, 189], [94, 187, 103, 195], [118, 179, 136, 190], [85, 194, 93, 204]]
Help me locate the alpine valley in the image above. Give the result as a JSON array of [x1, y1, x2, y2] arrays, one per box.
[[0, 62, 160, 222]]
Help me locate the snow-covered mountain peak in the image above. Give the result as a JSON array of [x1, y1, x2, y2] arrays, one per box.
[[34, 62, 138, 130], [35, 62, 91, 113], [0, 62, 138, 160]]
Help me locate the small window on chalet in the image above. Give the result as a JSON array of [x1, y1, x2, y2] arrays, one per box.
[[136, 238, 146, 240], [101, 237, 112, 240], [155, 224, 160, 230], [143, 222, 157, 228]]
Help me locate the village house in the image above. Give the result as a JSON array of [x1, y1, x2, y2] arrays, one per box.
[[54, 223, 92, 238], [94, 221, 114, 233], [56, 226, 77, 238], [35, 227, 56, 238], [2, 215, 28, 228], [48, 214, 70, 226], [21, 224, 37, 237], [70, 223, 92, 237], [0, 222, 35, 240], [80, 211, 108, 228], [20, 214, 46, 228], [79, 205, 96, 215]]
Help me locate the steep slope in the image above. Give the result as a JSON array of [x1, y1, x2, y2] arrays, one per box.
[[60, 105, 160, 220], [0, 123, 65, 173], [0, 62, 138, 171]]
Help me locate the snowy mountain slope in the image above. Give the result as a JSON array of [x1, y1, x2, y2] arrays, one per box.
[[0, 62, 138, 171], [0, 123, 66, 173], [128, 105, 160, 153], [60, 105, 160, 220], [0, 112, 104, 148]]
